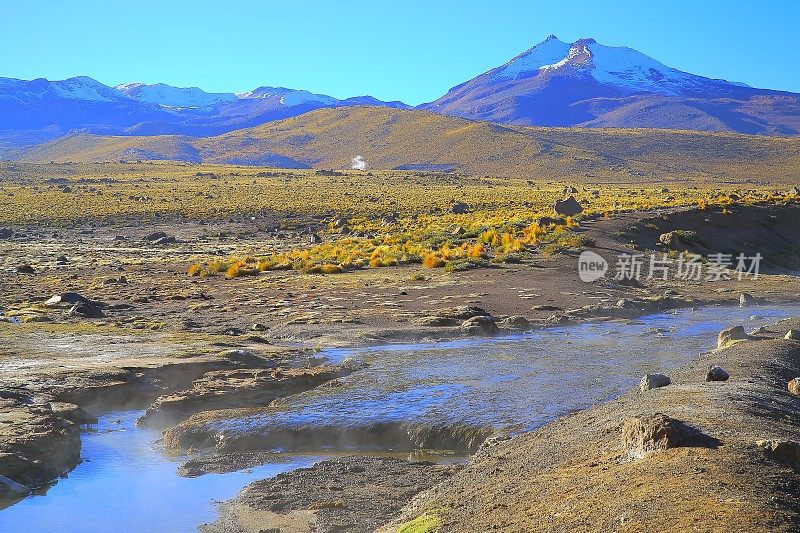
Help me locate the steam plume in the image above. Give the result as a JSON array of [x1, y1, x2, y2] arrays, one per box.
[[351, 155, 367, 170]]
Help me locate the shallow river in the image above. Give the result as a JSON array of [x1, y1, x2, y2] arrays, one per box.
[[2, 304, 799, 532]]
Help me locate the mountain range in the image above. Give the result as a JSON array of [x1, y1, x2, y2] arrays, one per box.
[[2, 35, 800, 161]]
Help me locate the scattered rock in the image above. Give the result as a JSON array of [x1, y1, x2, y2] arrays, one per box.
[[0, 228, 12, 239], [249, 323, 268, 332], [622, 413, 685, 460], [16, 264, 35, 274], [451, 202, 470, 214], [553, 196, 583, 217], [717, 325, 748, 349], [309, 233, 322, 244], [460, 315, 498, 336], [706, 365, 730, 382], [756, 439, 800, 468], [640, 373, 671, 392], [787, 378, 800, 397], [739, 293, 758, 307], [785, 330, 800, 341]]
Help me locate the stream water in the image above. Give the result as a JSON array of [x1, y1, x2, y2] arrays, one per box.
[[1, 303, 799, 532]]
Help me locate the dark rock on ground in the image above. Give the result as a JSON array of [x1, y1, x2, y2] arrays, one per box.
[[640, 373, 671, 392], [706, 365, 730, 382], [451, 202, 470, 214], [553, 196, 583, 217]]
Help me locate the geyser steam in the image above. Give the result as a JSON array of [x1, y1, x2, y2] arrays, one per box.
[[351, 155, 367, 170]]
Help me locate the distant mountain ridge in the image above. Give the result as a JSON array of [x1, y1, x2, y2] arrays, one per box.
[[422, 35, 800, 135], [0, 76, 410, 147], [2, 34, 800, 154]]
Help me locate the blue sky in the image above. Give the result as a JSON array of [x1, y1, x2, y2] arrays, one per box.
[[3, 0, 799, 105]]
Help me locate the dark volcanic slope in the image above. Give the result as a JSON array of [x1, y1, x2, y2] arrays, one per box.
[[422, 36, 800, 135]]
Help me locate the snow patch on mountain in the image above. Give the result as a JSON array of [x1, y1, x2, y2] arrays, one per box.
[[492, 35, 571, 80], [238, 87, 337, 106], [49, 77, 122, 102], [115, 82, 237, 108], [585, 41, 697, 94]]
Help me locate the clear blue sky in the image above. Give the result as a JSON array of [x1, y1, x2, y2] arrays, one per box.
[[3, 0, 799, 105]]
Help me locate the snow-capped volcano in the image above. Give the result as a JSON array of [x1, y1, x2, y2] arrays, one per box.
[[490, 35, 737, 95], [423, 35, 798, 133]]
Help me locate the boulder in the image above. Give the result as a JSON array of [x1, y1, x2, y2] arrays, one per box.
[[460, 315, 498, 336], [756, 439, 800, 468], [450, 202, 470, 214], [717, 325, 748, 349], [309, 233, 322, 244], [553, 196, 583, 217], [739, 293, 757, 307], [640, 373, 671, 392], [788, 378, 800, 397], [785, 330, 800, 341], [622, 413, 686, 460], [705, 365, 730, 382]]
